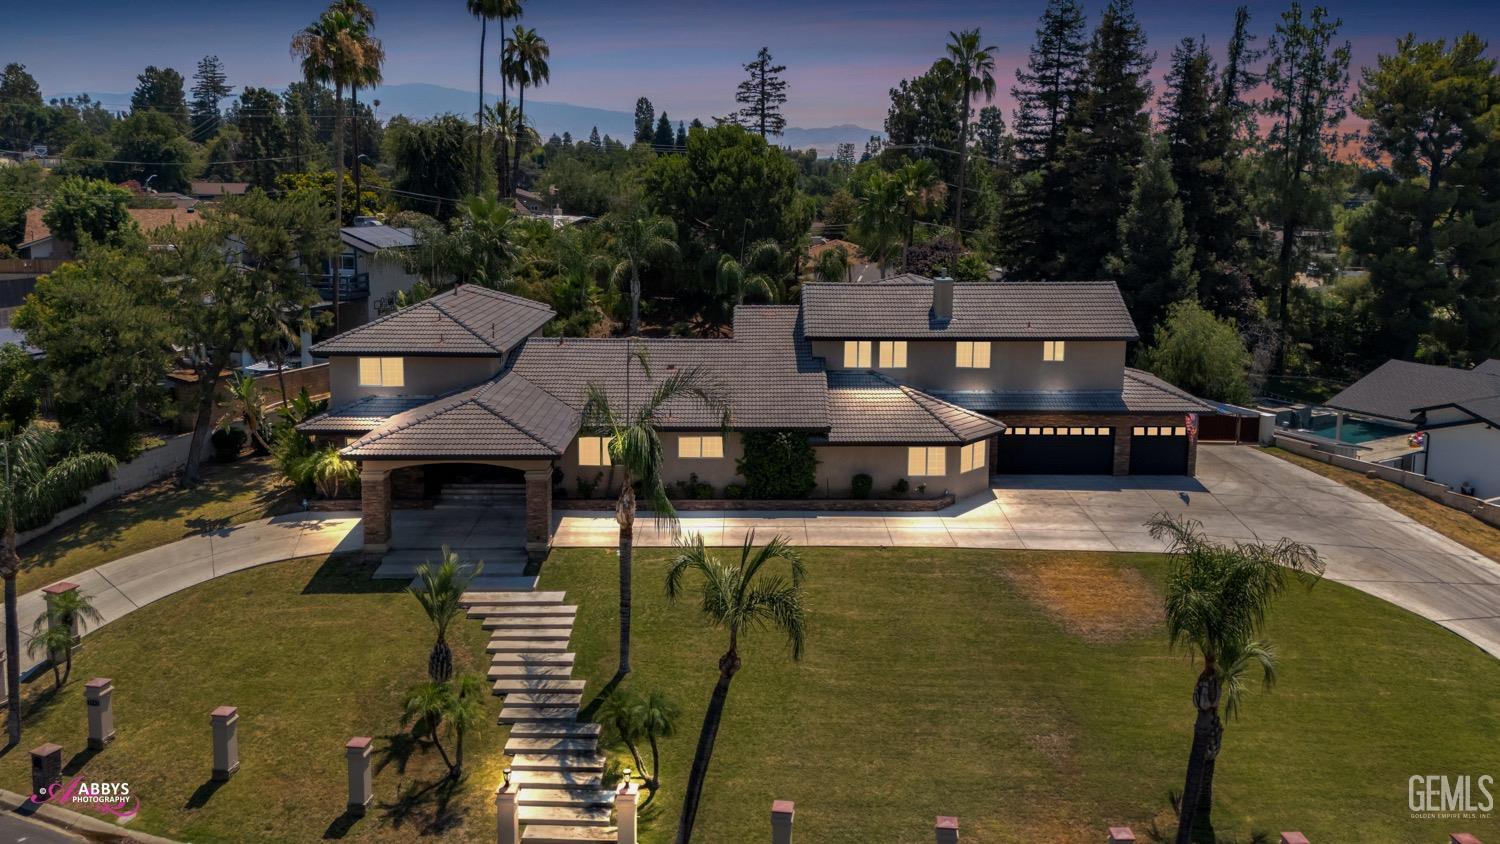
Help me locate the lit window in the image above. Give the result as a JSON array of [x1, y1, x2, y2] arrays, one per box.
[[1083, 427, 1096, 436], [357, 357, 404, 387], [1133, 426, 1146, 436], [1043, 340, 1066, 362], [907, 446, 946, 476], [579, 436, 613, 466], [1175, 426, 1187, 436], [1069, 427, 1083, 435], [1028, 427, 1041, 435], [878, 340, 907, 368], [1042, 427, 1055, 436], [679, 435, 725, 459], [959, 440, 987, 473], [955, 341, 991, 368], [843, 340, 872, 368]]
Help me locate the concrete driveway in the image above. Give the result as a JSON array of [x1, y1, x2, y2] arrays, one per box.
[[553, 445, 1500, 658]]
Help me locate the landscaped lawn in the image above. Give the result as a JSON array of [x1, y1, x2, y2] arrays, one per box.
[[1265, 446, 1500, 562], [0, 555, 505, 844], [543, 546, 1500, 843], [16, 456, 298, 595]]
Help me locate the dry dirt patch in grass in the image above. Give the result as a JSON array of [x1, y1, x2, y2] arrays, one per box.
[[1004, 556, 1164, 642]]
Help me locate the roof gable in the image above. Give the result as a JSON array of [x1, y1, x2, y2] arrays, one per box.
[[1326, 359, 1500, 422], [343, 372, 579, 459], [311, 284, 555, 357], [825, 371, 1004, 444]]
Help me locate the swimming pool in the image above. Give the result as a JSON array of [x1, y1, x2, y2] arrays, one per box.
[[1303, 414, 1409, 444]]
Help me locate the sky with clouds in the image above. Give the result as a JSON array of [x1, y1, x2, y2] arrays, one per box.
[[9, 0, 1498, 129]]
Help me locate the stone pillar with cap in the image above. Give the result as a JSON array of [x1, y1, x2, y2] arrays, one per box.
[[345, 736, 373, 816], [496, 774, 520, 844], [85, 677, 115, 748], [210, 706, 239, 781], [616, 780, 639, 844], [935, 816, 959, 844], [771, 799, 794, 844], [1279, 834, 1309, 844], [1450, 835, 1482, 844], [30, 743, 62, 800], [1108, 827, 1137, 844]]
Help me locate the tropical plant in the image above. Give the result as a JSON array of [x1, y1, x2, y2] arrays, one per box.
[[605, 213, 679, 335], [666, 533, 807, 844], [292, 10, 359, 224], [852, 168, 905, 277], [466, 0, 521, 194], [409, 193, 520, 287], [812, 245, 850, 284], [600, 688, 678, 792], [937, 29, 998, 241], [0, 425, 115, 745], [217, 372, 271, 453], [303, 446, 360, 499], [330, 0, 383, 202], [400, 680, 455, 771], [1146, 513, 1324, 844], [891, 158, 946, 270], [581, 343, 728, 676], [26, 588, 103, 690], [409, 547, 481, 683], [444, 671, 487, 777], [504, 25, 550, 191]]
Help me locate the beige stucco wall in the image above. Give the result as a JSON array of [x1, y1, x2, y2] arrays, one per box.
[[563, 431, 748, 497], [362, 258, 421, 323], [328, 355, 503, 407], [813, 442, 991, 499], [810, 339, 1125, 391]]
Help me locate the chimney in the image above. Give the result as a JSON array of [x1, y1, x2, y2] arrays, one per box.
[[932, 275, 954, 321]]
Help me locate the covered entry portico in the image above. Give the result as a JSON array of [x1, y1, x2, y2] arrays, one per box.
[[359, 458, 554, 560]]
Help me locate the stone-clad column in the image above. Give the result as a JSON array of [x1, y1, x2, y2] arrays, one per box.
[[934, 816, 959, 843], [360, 468, 392, 553], [346, 736, 373, 816], [524, 468, 552, 562], [495, 778, 520, 844], [210, 706, 240, 781], [1112, 425, 1132, 476], [770, 800, 794, 844], [85, 678, 115, 748]]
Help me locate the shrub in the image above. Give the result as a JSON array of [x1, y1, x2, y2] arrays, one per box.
[[271, 421, 318, 492], [850, 473, 873, 499], [736, 431, 818, 499], [211, 427, 247, 462], [304, 446, 360, 499], [0, 345, 42, 433], [723, 483, 745, 500], [576, 471, 604, 499], [673, 473, 714, 500], [891, 477, 910, 495]]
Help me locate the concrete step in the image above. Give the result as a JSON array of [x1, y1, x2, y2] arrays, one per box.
[[503, 692, 584, 708], [493, 679, 587, 695], [482, 615, 577, 629], [499, 706, 580, 723], [490, 628, 573, 641], [488, 639, 569, 654], [472, 605, 577, 619], [508, 721, 601, 740], [489, 665, 577, 680], [513, 769, 603, 789], [463, 591, 567, 607], [517, 788, 615, 808], [519, 805, 612, 827], [511, 753, 606, 772], [425, 575, 538, 592], [521, 825, 618, 843], [489, 652, 575, 666], [506, 737, 598, 755]]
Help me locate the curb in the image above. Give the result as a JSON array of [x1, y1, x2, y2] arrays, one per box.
[[0, 787, 185, 844]]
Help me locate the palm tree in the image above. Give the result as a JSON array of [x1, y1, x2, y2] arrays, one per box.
[[637, 689, 678, 792], [452, 193, 520, 286], [292, 10, 358, 226], [600, 690, 650, 779], [497, 0, 526, 194], [581, 344, 728, 677], [400, 680, 455, 771], [937, 29, 997, 242], [852, 169, 904, 278], [504, 26, 550, 193], [605, 213, 679, 335], [666, 533, 807, 844], [1146, 513, 1324, 844], [812, 244, 850, 284], [26, 589, 103, 690], [466, 0, 519, 195], [329, 1, 381, 205], [444, 672, 487, 777], [891, 159, 946, 271], [0, 425, 114, 746], [218, 373, 271, 453], [409, 547, 481, 683]]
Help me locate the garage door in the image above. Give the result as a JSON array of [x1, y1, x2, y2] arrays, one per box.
[[995, 426, 1114, 474], [1129, 425, 1190, 474]]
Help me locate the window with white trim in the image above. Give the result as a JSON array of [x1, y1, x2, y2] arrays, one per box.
[[842, 340, 872, 368], [959, 440, 987, 472], [955, 341, 991, 368], [907, 446, 946, 476], [357, 357, 404, 387], [678, 435, 725, 459], [578, 436, 613, 466], [1043, 340, 1066, 362], [878, 340, 907, 368]]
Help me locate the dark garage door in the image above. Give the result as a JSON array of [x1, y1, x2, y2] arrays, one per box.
[[1129, 425, 1190, 474], [995, 426, 1114, 474]]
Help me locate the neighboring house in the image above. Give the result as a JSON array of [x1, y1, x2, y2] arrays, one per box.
[[18, 207, 205, 259], [806, 237, 883, 282], [514, 187, 591, 228], [190, 181, 250, 201], [300, 275, 1216, 558], [331, 221, 421, 327], [1325, 359, 1500, 499]]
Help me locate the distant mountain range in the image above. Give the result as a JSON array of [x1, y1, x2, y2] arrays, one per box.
[[47, 81, 881, 156]]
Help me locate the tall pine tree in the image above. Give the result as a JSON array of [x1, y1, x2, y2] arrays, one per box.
[[1010, 0, 1088, 169], [189, 55, 230, 142], [1105, 135, 1196, 340], [734, 47, 788, 137], [653, 112, 674, 148], [131, 66, 191, 133], [634, 98, 654, 143], [1054, 0, 1155, 279]]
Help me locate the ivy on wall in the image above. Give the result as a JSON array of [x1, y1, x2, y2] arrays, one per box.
[[736, 430, 818, 498]]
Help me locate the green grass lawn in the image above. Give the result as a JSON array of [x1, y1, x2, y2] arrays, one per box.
[[16, 456, 298, 595], [0, 555, 505, 844], [543, 547, 1500, 843]]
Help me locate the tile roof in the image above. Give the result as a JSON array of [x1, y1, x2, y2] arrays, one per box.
[[190, 181, 250, 196], [824, 372, 1003, 444], [21, 206, 205, 247], [800, 275, 1139, 340], [932, 368, 1215, 416], [296, 395, 435, 434], [1474, 359, 1500, 377], [1430, 394, 1500, 428], [311, 284, 554, 357], [510, 305, 829, 430], [1325, 359, 1500, 422], [342, 373, 579, 459]]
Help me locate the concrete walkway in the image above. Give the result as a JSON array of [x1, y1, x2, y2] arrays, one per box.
[[553, 445, 1500, 658], [15, 512, 361, 674]]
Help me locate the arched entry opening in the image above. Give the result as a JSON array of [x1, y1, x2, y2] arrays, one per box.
[[360, 458, 554, 564], [390, 462, 529, 503]]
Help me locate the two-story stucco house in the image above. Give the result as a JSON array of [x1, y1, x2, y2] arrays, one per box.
[[300, 275, 1215, 559]]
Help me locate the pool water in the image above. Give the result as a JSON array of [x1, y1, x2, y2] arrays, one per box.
[[1306, 415, 1409, 444]]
